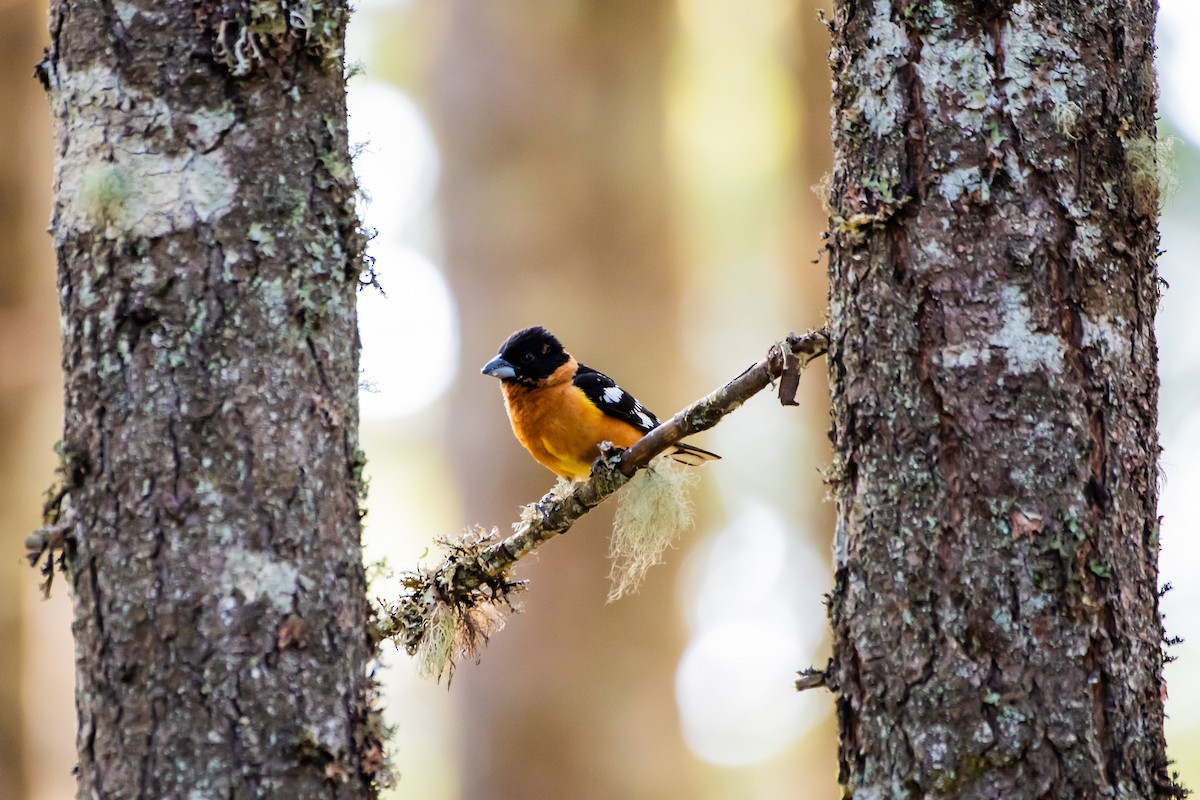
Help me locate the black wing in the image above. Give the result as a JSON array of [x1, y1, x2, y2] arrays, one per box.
[[574, 364, 720, 465], [574, 364, 661, 433]]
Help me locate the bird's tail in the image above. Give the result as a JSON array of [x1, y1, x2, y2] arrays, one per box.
[[668, 442, 720, 467]]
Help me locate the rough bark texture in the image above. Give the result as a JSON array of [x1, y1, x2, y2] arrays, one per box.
[[42, 2, 379, 797], [825, 1, 1174, 797]]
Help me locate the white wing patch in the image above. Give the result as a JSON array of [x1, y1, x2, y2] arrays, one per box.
[[574, 365, 660, 432]]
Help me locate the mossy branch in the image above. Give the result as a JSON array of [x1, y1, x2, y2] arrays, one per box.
[[378, 328, 829, 681]]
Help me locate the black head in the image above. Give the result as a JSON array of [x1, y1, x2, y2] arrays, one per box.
[[481, 326, 571, 385]]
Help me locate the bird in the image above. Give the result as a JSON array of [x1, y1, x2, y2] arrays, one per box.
[[481, 326, 719, 480]]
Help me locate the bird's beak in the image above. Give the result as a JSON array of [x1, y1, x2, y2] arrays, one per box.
[[481, 356, 516, 380]]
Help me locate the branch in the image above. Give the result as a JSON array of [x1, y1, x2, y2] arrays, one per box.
[[379, 329, 829, 680], [795, 665, 831, 693]]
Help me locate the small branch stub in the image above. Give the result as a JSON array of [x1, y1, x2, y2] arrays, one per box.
[[379, 329, 829, 680], [795, 666, 830, 693], [778, 349, 802, 406]]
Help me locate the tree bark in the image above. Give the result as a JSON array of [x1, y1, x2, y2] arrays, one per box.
[[825, 1, 1176, 797], [42, 2, 380, 797]]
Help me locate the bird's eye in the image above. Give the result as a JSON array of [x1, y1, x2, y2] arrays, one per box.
[[521, 352, 535, 363]]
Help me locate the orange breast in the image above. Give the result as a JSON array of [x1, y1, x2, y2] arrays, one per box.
[[501, 365, 645, 480]]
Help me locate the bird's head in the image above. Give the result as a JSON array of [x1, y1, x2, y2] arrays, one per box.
[[481, 326, 571, 386]]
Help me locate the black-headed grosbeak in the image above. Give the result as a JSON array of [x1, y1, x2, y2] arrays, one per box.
[[481, 326, 719, 480]]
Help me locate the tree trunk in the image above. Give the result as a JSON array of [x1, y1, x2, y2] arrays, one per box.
[[42, 3, 380, 797], [825, 1, 1177, 797]]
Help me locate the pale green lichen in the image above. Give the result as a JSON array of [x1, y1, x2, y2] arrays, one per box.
[[607, 458, 697, 602], [991, 286, 1065, 374], [247, 222, 277, 257], [938, 166, 984, 203], [1052, 100, 1084, 140], [379, 527, 517, 684], [855, 2, 909, 138], [1001, 1, 1086, 146], [189, 104, 237, 151], [213, 0, 346, 77], [1080, 314, 1130, 363], [1100, 180, 1120, 210], [53, 65, 238, 242], [113, 0, 137, 26], [1125, 135, 1177, 215], [916, 33, 996, 134], [903, 0, 956, 35], [317, 151, 355, 189], [413, 604, 455, 682], [79, 162, 129, 224], [941, 286, 1065, 374], [1069, 220, 1104, 263], [832, 194, 911, 246], [222, 547, 300, 614], [259, 277, 289, 328]]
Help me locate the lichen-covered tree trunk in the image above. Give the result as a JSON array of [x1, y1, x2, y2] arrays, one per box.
[[41, 3, 380, 797], [825, 1, 1177, 797]]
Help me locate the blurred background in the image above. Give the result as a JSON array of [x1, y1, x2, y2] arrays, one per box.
[[1, 1, 1196, 798]]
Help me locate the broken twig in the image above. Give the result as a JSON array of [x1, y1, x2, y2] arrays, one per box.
[[795, 667, 830, 693]]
